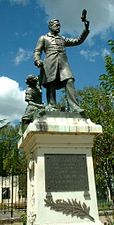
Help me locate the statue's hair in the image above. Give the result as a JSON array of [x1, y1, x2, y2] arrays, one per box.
[[25, 74, 38, 85], [48, 19, 60, 29]]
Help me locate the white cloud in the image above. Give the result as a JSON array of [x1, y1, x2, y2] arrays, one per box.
[[80, 49, 99, 62], [14, 48, 32, 65], [102, 48, 110, 58], [9, 0, 29, 6], [38, 0, 114, 39], [0, 76, 26, 123]]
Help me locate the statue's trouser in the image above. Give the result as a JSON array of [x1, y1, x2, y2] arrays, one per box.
[[46, 78, 83, 112], [46, 83, 56, 106], [65, 79, 83, 112]]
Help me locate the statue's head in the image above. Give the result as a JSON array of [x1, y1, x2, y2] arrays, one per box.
[[26, 74, 38, 85], [48, 19, 61, 33]]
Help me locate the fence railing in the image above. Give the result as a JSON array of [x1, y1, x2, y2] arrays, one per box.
[[0, 173, 27, 219]]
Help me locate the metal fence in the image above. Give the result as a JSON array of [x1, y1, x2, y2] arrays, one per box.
[[0, 173, 27, 220]]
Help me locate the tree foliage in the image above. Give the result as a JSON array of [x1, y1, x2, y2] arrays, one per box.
[[99, 40, 114, 97], [79, 85, 114, 199], [79, 40, 114, 200], [0, 124, 27, 176]]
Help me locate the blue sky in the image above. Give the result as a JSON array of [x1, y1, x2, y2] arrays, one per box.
[[0, 0, 114, 123]]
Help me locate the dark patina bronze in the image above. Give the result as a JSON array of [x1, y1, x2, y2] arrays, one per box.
[[44, 154, 89, 192], [34, 12, 90, 113]]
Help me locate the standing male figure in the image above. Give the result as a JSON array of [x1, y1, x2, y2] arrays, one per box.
[[34, 16, 89, 113]]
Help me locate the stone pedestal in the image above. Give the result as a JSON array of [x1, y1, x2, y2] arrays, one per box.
[[18, 113, 103, 225]]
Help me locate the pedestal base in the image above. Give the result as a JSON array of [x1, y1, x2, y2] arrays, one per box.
[[18, 113, 102, 225]]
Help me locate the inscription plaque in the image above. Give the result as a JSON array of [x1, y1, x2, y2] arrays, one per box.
[[44, 154, 89, 192]]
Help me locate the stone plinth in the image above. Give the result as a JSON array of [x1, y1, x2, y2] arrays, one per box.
[[18, 113, 103, 225]]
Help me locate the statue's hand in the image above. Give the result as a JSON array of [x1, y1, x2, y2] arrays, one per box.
[[34, 60, 43, 68], [84, 20, 89, 30]]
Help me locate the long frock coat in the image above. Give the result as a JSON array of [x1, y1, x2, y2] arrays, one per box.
[[34, 29, 89, 89]]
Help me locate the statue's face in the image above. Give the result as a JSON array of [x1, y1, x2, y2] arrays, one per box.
[[50, 21, 61, 34]]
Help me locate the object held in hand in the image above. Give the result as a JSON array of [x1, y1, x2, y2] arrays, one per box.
[[81, 9, 87, 22]]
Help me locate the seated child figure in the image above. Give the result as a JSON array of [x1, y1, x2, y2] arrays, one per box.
[[22, 74, 44, 124]]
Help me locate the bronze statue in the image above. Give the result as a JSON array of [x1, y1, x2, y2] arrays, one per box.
[[22, 74, 44, 124], [34, 10, 90, 113]]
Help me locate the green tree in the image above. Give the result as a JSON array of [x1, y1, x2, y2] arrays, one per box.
[[99, 40, 114, 97], [0, 123, 27, 201], [79, 40, 114, 200], [79, 86, 114, 200], [0, 124, 27, 176]]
